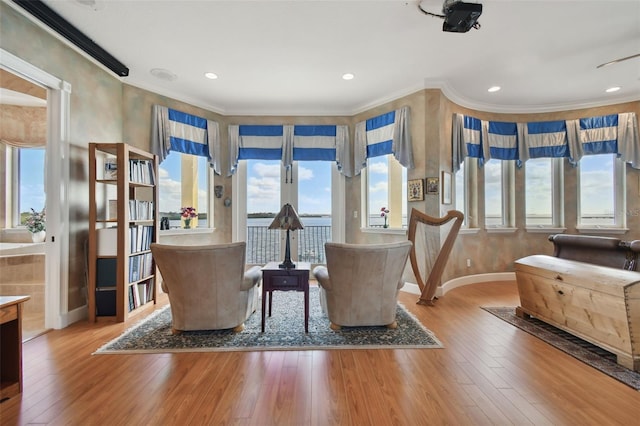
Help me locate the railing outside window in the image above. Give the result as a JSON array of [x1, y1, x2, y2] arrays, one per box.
[[246, 225, 331, 265]]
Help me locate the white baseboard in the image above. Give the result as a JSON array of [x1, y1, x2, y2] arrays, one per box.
[[60, 305, 88, 328], [401, 272, 516, 298]]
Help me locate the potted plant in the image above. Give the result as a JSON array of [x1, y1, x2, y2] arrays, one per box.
[[25, 207, 46, 242], [181, 206, 197, 229]]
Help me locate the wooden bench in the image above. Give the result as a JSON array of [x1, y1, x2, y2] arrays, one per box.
[[515, 235, 640, 372]]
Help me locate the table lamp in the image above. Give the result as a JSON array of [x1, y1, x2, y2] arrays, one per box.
[[268, 203, 304, 269]]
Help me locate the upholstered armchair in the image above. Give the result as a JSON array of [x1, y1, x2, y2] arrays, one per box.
[[312, 241, 412, 330], [150, 242, 261, 333]]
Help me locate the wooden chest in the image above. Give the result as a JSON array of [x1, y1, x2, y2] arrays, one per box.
[[515, 254, 640, 371]]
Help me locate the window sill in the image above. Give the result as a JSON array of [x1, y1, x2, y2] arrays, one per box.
[[576, 226, 629, 235], [160, 228, 214, 236], [525, 226, 567, 234], [485, 227, 518, 234], [361, 227, 407, 236], [459, 227, 480, 235]]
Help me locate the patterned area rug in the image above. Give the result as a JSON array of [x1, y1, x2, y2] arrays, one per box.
[[483, 307, 640, 391], [95, 288, 442, 354]]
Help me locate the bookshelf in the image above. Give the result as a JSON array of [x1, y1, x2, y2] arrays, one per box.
[[88, 142, 159, 322]]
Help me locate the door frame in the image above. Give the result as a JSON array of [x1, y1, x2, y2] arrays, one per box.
[[1, 48, 71, 329]]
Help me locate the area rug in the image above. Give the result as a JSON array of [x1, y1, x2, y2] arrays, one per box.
[[482, 307, 640, 391], [94, 288, 442, 354]]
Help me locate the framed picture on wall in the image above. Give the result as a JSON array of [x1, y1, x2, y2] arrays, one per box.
[[426, 177, 439, 195], [442, 171, 452, 204], [408, 179, 424, 201]]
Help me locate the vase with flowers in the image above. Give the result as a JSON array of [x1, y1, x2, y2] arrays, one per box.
[[25, 207, 46, 242], [380, 207, 390, 228], [181, 206, 197, 229]]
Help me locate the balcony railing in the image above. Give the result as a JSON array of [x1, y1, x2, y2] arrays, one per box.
[[246, 225, 331, 265]]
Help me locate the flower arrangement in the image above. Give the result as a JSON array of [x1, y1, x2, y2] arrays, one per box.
[[25, 208, 46, 233], [181, 206, 197, 229], [380, 207, 389, 228]]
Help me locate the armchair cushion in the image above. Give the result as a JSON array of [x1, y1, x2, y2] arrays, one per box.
[[313, 241, 412, 328], [151, 242, 261, 332]]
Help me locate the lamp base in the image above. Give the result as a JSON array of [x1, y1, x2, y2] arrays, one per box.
[[279, 259, 296, 269]]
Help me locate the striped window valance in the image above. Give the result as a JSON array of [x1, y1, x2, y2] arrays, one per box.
[[453, 112, 639, 172], [354, 106, 414, 176], [228, 124, 351, 177], [151, 105, 221, 175]]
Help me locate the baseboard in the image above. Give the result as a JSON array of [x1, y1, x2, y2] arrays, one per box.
[[60, 305, 88, 328], [401, 272, 516, 298]]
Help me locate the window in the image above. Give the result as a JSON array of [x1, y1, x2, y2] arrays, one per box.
[[484, 159, 515, 228], [578, 154, 625, 228], [484, 160, 503, 226], [365, 154, 407, 228], [158, 151, 210, 229], [11, 147, 46, 227], [525, 157, 564, 228]]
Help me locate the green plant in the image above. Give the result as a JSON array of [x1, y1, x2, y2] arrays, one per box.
[[25, 208, 46, 233]]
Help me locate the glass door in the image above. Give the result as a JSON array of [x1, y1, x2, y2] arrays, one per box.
[[239, 159, 342, 266]]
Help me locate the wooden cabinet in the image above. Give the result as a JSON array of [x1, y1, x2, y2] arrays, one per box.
[[515, 255, 640, 371], [0, 295, 30, 400], [88, 143, 159, 322]]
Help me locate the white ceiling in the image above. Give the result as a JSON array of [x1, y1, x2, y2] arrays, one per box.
[[19, 0, 640, 115]]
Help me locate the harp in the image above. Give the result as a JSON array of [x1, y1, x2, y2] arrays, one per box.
[[407, 208, 464, 305]]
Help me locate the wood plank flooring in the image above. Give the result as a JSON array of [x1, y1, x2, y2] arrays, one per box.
[[2, 281, 640, 425]]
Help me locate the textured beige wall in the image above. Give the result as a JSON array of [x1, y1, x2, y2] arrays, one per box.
[[1, 3, 123, 311]]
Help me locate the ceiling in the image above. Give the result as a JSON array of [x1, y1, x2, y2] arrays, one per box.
[[12, 0, 640, 116]]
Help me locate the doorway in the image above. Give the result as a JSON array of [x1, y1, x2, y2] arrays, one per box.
[[1, 48, 70, 335]]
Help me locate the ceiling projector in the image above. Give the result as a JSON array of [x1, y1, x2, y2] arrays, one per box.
[[419, 0, 483, 33]]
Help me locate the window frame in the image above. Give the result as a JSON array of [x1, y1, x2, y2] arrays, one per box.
[[360, 153, 408, 232], [524, 157, 565, 232], [157, 150, 214, 233], [483, 159, 516, 231], [576, 154, 627, 233]]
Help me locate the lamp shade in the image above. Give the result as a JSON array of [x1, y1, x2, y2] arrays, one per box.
[[268, 203, 304, 231], [268, 203, 303, 269]]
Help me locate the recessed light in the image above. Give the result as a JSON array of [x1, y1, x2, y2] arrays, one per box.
[[150, 68, 177, 82], [204, 72, 218, 80], [487, 86, 501, 93], [605, 86, 621, 93], [342, 73, 355, 80]]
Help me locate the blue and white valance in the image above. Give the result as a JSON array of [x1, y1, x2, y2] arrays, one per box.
[[151, 105, 221, 174], [566, 113, 639, 167], [228, 124, 351, 176], [354, 106, 413, 176], [482, 120, 519, 162], [452, 112, 640, 171]]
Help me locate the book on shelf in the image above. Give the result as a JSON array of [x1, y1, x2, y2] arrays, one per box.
[[128, 159, 155, 185]]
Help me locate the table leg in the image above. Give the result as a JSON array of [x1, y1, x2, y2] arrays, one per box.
[[261, 286, 266, 333], [304, 286, 309, 333], [268, 291, 273, 317]]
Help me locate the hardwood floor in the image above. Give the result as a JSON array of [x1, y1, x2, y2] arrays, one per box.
[[3, 281, 640, 425]]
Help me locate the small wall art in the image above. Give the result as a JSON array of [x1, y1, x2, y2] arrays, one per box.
[[426, 177, 439, 195], [408, 178, 424, 201]]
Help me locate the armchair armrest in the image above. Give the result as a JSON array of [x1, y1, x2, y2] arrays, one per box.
[[241, 265, 262, 291], [312, 265, 332, 290]]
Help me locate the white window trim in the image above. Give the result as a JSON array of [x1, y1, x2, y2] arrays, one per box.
[[576, 155, 626, 231], [484, 160, 515, 229], [525, 157, 564, 232]]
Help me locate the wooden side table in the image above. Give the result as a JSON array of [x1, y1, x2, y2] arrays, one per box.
[[261, 262, 310, 333], [0, 295, 30, 401]]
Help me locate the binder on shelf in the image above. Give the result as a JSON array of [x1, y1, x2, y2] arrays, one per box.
[[96, 258, 117, 287], [96, 289, 116, 316]]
